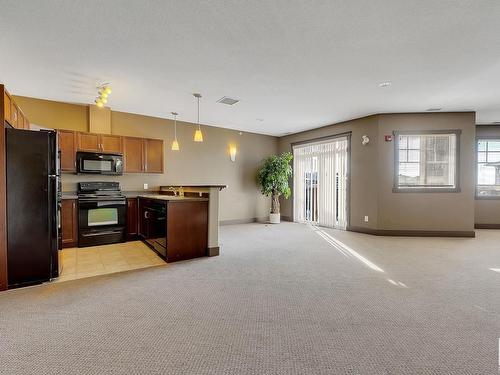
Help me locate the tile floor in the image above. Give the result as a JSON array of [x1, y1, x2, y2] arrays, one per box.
[[57, 241, 166, 282]]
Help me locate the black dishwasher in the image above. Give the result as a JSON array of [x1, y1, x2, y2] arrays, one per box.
[[141, 200, 167, 257]]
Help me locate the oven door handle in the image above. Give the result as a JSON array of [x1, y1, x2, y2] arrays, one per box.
[[81, 230, 123, 237], [97, 201, 126, 207]]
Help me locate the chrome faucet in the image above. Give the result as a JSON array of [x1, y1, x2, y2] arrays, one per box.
[[168, 187, 178, 196]]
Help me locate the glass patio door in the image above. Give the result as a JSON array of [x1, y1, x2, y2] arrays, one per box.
[[293, 137, 348, 229]]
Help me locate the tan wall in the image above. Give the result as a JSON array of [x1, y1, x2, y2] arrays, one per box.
[[278, 116, 380, 230], [475, 125, 500, 225], [377, 113, 476, 232], [14, 96, 88, 132], [279, 112, 476, 233], [14, 96, 278, 223]]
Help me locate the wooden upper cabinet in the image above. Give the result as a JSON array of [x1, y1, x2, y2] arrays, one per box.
[[17, 111, 24, 130], [100, 134, 123, 154], [24, 116, 30, 130], [77, 132, 100, 152], [59, 130, 77, 172], [145, 138, 164, 173], [123, 136, 144, 173], [10, 102, 18, 128], [3, 91, 11, 125]]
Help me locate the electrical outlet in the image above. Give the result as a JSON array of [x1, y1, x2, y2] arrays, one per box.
[[364, 216, 369, 222], [143, 183, 148, 190]]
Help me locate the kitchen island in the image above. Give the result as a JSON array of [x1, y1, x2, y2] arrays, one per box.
[[136, 185, 225, 262]]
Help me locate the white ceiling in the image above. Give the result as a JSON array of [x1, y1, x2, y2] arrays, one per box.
[[1, 1, 499, 136]]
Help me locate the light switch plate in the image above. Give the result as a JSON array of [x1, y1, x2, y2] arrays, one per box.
[[143, 183, 148, 190], [364, 216, 369, 222]]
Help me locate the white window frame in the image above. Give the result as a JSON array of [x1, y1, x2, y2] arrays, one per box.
[[393, 129, 461, 193], [476, 137, 500, 199]]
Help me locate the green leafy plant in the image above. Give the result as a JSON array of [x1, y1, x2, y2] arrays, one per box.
[[257, 152, 293, 214]]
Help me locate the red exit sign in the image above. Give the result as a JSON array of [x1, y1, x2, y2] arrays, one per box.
[[384, 135, 393, 142]]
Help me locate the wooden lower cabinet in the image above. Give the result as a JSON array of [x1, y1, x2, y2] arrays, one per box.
[[61, 199, 78, 248], [138, 198, 208, 262], [167, 201, 208, 262], [126, 198, 138, 240]]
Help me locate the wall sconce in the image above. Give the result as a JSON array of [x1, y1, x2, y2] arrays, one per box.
[[361, 135, 370, 146], [229, 145, 237, 162]]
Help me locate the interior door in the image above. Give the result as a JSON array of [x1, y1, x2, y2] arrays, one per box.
[[293, 137, 348, 229]]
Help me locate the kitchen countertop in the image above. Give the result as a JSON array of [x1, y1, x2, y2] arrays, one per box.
[[137, 194, 209, 202]]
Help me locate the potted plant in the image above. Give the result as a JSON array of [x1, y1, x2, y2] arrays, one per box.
[[257, 152, 293, 224]]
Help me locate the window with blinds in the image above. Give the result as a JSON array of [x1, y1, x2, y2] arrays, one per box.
[[394, 131, 460, 192], [477, 138, 500, 197], [293, 136, 348, 229]]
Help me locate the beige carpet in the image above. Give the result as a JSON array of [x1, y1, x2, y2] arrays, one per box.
[[1, 223, 499, 374]]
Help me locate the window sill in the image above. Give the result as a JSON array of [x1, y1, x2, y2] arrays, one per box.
[[392, 187, 461, 193], [475, 195, 500, 200]]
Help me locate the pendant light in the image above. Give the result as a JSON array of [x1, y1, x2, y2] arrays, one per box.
[[171, 112, 180, 151], [193, 93, 203, 142]]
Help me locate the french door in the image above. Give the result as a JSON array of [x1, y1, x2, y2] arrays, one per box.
[[293, 136, 348, 229]]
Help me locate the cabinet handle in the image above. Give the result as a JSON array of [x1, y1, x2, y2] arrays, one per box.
[[144, 211, 149, 219]]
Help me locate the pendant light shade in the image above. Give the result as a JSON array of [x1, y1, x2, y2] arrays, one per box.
[[193, 93, 203, 142], [171, 112, 180, 151]]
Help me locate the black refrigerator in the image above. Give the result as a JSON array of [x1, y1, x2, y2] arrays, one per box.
[[6, 128, 61, 288]]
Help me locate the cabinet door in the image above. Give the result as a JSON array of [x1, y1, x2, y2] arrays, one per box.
[[77, 132, 100, 152], [166, 201, 208, 262], [59, 130, 77, 172], [10, 103, 18, 128], [62, 199, 78, 248], [144, 138, 164, 173], [126, 198, 138, 240], [100, 134, 123, 154], [123, 137, 144, 173], [3, 92, 11, 124]]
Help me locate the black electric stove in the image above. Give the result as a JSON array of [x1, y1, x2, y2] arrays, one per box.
[[77, 182, 126, 247]]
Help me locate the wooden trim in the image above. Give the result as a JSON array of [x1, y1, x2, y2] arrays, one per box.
[[207, 247, 220, 257], [347, 225, 475, 238], [474, 224, 500, 229], [0, 85, 7, 290]]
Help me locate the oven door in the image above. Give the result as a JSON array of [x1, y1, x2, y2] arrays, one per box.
[[78, 199, 126, 229], [76, 152, 123, 175]]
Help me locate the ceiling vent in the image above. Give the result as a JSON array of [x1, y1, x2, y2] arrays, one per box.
[[217, 96, 240, 105], [426, 108, 442, 112]]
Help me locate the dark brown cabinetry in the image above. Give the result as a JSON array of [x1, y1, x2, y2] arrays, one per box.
[[77, 132, 123, 154], [145, 138, 164, 173], [123, 137, 164, 173], [123, 136, 145, 173], [167, 201, 208, 262], [61, 199, 78, 248], [138, 197, 208, 262], [126, 198, 138, 240], [58, 130, 77, 172]]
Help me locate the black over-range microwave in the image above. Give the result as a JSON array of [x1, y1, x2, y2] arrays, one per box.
[[76, 152, 124, 175]]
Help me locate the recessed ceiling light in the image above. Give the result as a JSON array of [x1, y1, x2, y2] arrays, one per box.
[[426, 108, 442, 112], [217, 96, 240, 105], [378, 81, 391, 88]]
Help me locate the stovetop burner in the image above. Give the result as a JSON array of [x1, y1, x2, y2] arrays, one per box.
[[77, 181, 125, 200]]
